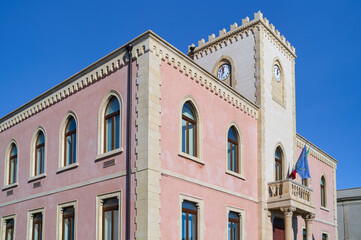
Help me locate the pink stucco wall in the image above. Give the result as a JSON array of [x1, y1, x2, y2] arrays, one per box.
[[294, 145, 336, 239], [0, 62, 138, 239], [159, 62, 259, 239]]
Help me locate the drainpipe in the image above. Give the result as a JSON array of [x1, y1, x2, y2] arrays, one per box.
[[125, 44, 133, 240]]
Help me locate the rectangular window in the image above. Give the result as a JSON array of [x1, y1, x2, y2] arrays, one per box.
[[5, 219, 14, 240], [322, 233, 328, 240], [63, 207, 75, 240], [228, 212, 239, 240], [96, 192, 121, 240], [57, 201, 76, 240], [27, 209, 44, 240], [32, 213, 42, 240], [182, 201, 197, 240], [303, 228, 306, 240], [102, 198, 119, 240]]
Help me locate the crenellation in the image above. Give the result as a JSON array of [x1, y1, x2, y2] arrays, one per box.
[[219, 28, 227, 37], [191, 11, 296, 58], [230, 22, 238, 31]]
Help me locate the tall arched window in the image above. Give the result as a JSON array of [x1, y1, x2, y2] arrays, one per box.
[[227, 127, 239, 173], [35, 131, 45, 176], [65, 117, 77, 166], [275, 147, 283, 181], [9, 144, 18, 184], [321, 176, 326, 207], [104, 97, 120, 152], [182, 102, 197, 157]]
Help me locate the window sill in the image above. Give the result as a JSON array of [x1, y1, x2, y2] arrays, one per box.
[[2, 183, 18, 191], [57, 162, 79, 174], [320, 206, 329, 212], [95, 148, 123, 162], [28, 173, 46, 183], [178, 152, 204, 165], [225, 170, 245, 180]]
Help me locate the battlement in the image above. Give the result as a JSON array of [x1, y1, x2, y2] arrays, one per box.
[[189, 11, 296, 57]]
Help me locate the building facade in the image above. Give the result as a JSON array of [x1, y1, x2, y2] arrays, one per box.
[[337, 187, 361, 240], [0, 12, 337, 240]]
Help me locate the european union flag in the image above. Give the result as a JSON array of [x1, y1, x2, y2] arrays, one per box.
[[295, 146, 311, 179]]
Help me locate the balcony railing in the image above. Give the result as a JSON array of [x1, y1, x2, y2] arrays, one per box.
[[268, 179, 314, 213]]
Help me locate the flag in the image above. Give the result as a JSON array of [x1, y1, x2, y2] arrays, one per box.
[[294, 146, 311, 179]]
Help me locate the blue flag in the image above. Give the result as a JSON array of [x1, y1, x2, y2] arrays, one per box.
[[295, 146, 311, 179]]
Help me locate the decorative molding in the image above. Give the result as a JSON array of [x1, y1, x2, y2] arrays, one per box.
[[161, 168, 258, 203], [296, 134, 338, 168], [0, 33, 151, 133], [190, 11, 296, 60], [149, 35, 259, 120]]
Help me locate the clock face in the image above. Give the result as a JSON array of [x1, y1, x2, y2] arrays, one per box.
[[217, 64, 231, 81], [274, 64, 281, 82]]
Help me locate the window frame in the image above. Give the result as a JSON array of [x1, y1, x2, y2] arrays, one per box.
[[96, 191, 121, 240], [182, 102, 197, 157], [1, 214, 16, 240], [103, 97, 121, 153], [64, 117, 77, 166], [3, 141, 19, 189], [8, 145, 17, 185], [275, 146, 283, 181], [96, 91, 123, 159], [178, 97, 203, 164], [27, 208, 44, 240], [321, 232, 329, 240], [226, 206, 245, 240], [58, 112, 79, 173], [56, 201, 77, 240], [225, 123, 244, 178], [29, 127, 47, 181], [179, 194, 203, 240], [320, 175, 327, 208]]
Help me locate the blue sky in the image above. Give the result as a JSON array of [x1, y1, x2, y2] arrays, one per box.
[[0, 0, 360, 190]]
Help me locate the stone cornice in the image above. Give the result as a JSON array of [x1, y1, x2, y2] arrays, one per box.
[[0, 30, 258, 133], [148, 33, 259, 120], [0, 31, 152, 133], [296, 133, 338, 169], [190, 11, 296, 60]]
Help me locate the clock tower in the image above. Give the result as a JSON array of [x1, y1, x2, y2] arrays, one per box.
[[189, 11, 297, 240]]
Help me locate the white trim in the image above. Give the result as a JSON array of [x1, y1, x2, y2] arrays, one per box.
[[161, 169, 258, 203], [29, 126, 47, 178], [95, 148, 123, 161], [314, 218, 336, 227], [3, 140, 19, 187], [0, 171, 126, 208], [226, 206, 246, 240], [97, 90, 123, 155], [1, 214, 16, 240], [27, 208, 45, 240], [28, 173, 47, 183], [2, 182, 18, 191], [225, 170, 245, 180], [95, 191, 122, 240], [179, 96, 203, 162], [56, 162, 79, 173], [179, 194, 204, 240], [56, 201, 77, 240], [58, 111, 79, 169]]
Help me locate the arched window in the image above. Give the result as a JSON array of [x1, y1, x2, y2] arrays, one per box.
[[65, 117, 77, 166], [104, 97, 120, 152], [9, 144, 18, 184], [182, 102, 197, 157], [227, 127, 239, 173], [321, 176, 326, 207], [34, 131, 45, 176], [275, 147, 283, 181]]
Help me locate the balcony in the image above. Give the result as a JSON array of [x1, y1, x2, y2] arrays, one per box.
[[267, 179, 315, 214]]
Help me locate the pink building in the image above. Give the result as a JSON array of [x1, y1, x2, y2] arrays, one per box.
[[0, 12, 337, 240]]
